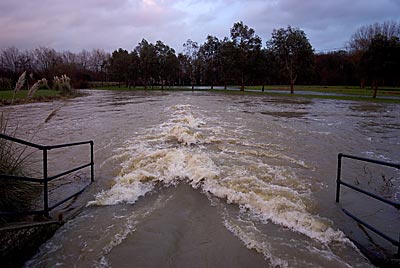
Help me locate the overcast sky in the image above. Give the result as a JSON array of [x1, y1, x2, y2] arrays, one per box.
[[1, 0, 399, 53]]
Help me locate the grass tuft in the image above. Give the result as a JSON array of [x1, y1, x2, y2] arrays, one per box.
[[0, 113, 40, 223], [0, 72, 52, 223]]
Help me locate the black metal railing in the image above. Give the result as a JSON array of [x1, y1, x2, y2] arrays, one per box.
[[336, 153, 400, 255], [0, 133, 94, 218]]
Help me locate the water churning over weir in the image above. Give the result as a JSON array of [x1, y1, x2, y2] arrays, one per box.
[[6, 90, 397, 267]]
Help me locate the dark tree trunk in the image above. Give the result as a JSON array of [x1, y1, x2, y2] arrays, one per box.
[[360, 79, 365, 89], [289, 74, 297, 94], [372, 80, 378, 98]]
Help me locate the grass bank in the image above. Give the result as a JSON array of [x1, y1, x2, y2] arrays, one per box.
[[210, 89, 400, 103], [0, 90, 84, 105], [0, 89, 60, 100]]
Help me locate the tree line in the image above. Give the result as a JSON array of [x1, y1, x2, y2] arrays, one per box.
[[1, 21, 399, 95]]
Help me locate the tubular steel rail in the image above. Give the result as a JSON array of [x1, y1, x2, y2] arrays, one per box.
[[0, 133, 94, 218], [336, 153, 400, 256]]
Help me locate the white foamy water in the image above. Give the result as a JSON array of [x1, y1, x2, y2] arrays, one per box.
[[88, 104, 218, 206], [87, 103, 370, 267]]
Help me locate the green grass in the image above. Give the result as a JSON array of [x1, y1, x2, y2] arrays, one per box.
[[0, 90, 61, 101], [246, 85, 400, 96]]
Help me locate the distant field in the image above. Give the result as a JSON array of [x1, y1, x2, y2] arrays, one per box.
[[246, 85, 400, 96], [93, 84, 400, 94], [91, 84, 400, 103]]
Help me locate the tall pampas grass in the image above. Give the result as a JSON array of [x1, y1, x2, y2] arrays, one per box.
[[53, 74, 76, 96], [14, 71, 26, 94], [0, 112, 40, 222], [27, 78, 48, 99], [0, 72, 50, 223], [11, 71, 26, 104]]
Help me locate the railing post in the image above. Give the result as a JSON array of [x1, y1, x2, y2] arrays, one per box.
[[43, 148, 49, 217], [0, 134, 94, 217], [90, 141, 94, 182], [336, 153, 342, 203]]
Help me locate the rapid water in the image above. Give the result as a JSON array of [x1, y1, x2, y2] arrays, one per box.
[[3, 90, 399, 267]]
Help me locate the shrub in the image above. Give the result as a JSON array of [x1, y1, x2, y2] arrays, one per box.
[[0, 72, 43, 223], [27, 78, 49, 99], [0, 113, 40, 223], [53, 74, 77, 96]]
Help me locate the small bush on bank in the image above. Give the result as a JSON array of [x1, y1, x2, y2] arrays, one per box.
[[53, 75, 78, 96]]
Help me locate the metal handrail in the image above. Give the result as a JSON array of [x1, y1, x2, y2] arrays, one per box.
[[335, 153, 400, 255], [338, 153, 400, 169], [0, 133, 45, 149], [0, 133, 94, 218]]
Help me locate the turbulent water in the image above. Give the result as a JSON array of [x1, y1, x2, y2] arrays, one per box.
[[3, 90, 399, 267]]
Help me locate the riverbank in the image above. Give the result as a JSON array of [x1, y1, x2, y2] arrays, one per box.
[[0, 182, 95, 268], [0, 90, 85, 106], [0, 221, 61, 268]]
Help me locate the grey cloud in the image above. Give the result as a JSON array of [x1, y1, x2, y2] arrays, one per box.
[[0, 0, 399, 52], [0, 0, 187, 51], [235, 0, 400, 49]]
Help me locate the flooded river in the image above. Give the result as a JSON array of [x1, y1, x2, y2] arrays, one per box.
[[3, 90, 399, 267]]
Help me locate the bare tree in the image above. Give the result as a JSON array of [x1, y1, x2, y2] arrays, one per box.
[[61, 51, 78, 65], [349, 21, 400, 52], [76, 49, 91, 70], [32, 47, 60, 74], [0, 47, 34, 85], [1, 47, 20, 74], [89, 49, 109, 73]]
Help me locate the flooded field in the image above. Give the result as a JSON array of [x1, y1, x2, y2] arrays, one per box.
[[2, 90, 399, 267]]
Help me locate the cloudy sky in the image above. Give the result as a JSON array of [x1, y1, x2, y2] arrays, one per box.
[[1, 0, 399, 53]]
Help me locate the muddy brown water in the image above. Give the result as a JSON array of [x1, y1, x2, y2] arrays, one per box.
[[2, 90, 399, 267]]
